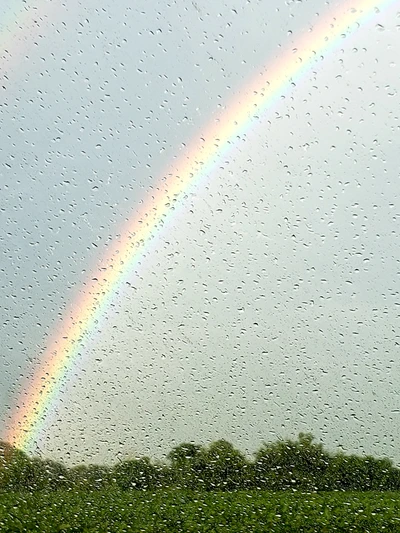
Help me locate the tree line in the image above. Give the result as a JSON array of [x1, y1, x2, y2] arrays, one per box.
[[1, 433, 399, 492]]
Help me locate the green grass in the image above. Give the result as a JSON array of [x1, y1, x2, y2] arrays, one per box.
[[1, 489, 400, 532]]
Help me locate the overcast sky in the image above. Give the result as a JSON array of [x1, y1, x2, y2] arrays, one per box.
[[1, 0, 399, 466]]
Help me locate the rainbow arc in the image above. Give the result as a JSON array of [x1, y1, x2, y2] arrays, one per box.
[[4, 0, 397, 452]]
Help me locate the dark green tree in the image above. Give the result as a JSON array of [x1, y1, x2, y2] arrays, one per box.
[[114, 457, 161, 490], [69, 464, 113, 491], [167, 442, 203, 489], [0, 441, 69, 491], [0, 441, 37, 490], [254, 433, 331, 491], [195, 439, 248, 491], [327, 453, 396, 491]]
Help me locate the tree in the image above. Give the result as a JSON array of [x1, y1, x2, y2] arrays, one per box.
[[195, 440, 249, 491], [254, 433, 331, 491], [114, 457, 161, 490], [69, 464, 113, 491], [0, 441, 36, 490], [168, 443, 202, 469], [167, 442, 203, 489], [327, 453, 396, 491]]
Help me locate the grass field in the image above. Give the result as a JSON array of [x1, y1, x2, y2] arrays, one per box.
[[1, 489, 400, 532]]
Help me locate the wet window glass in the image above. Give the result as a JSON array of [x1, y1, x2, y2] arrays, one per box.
[[1, 0, 399, 530]]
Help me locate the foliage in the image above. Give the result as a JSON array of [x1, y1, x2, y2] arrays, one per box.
[[167, 442, 203, 489], [195, 439, 249, 491], [1, 433, 400, 493], [167, 440, 248, 490], [69, 464, 113, 491], [1, 489, 400, 532], [253, 432, 332, 491], [326, 453, 398, 492], [114, 456, 163, 490], [0, 442, 69, 491]]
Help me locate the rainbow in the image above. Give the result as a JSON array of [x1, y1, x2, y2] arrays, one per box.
[[5, 0, 397, 453]]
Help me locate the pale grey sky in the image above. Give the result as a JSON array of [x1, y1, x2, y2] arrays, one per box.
[[0, 0, 399, 466]]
